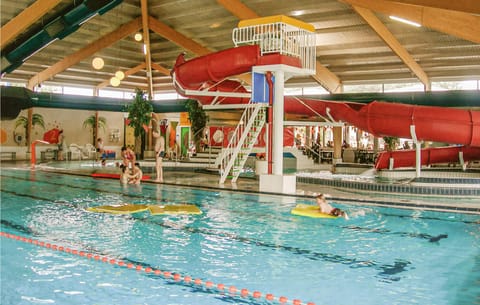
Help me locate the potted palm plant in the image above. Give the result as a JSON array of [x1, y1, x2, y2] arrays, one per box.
[[185, 99, 208, 154], [125, 88, 153, 159]]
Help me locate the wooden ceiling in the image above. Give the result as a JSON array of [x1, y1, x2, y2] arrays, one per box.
[[1, 0, 479, 97]]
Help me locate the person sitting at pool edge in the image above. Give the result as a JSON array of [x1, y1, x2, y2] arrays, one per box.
[[316, 194, 349, 219]]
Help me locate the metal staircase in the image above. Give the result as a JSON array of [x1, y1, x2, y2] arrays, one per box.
[[219, 103, 266, 184]]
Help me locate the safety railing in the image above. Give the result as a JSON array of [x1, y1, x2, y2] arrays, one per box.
[[219, 102, 266, 184], [232, 15, 316, 74]]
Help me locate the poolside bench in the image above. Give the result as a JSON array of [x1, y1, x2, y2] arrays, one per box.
[[1, 151, 16, 160], [40, 149, 57, 161]]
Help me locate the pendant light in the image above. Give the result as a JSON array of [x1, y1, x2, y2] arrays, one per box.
[[115, 70, 125, 80], [110, 76, 120, 87], [92, 57, 104, 70], [134, 32, 143, 41]]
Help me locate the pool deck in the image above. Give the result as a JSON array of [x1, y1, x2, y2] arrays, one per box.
[[2, 160, 480, 215]]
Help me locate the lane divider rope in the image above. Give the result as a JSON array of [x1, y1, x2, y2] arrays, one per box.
[[1, 232, 315, 305]]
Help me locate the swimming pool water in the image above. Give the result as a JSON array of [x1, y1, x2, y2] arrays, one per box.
[[1, 169, 479, 305]]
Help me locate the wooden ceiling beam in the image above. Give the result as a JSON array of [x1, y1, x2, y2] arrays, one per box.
[[96, 62, 146, 89], [312, 65, 343, 94], [141, 0, 154, 98], [148, 16, 211, 56], [0, 0, 63, 48], [343, 0, 480, 43], [217, 0, 342, 93], [215, 0, 259, 19], [151, 62, 170, 76], [352, 5, 430, 89], [389, 0, 480, 15], [27, 17, 142, 89]]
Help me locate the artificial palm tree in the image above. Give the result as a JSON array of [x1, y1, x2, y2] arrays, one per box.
[[125, 88, 153, 159], [15, 113, 45, 145], [185, 99, 208, 152], [83, 114, 107, 145]]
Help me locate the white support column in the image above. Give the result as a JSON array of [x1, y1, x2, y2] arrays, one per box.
[[255, 65, 306, 194], [272, 70, 285, 175], [459, 151, 466, 171], [410, 125, 421, 178]]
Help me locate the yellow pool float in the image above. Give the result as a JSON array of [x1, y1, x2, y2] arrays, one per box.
[[87, 204, 149, 214], [291, 204, 338, 219], [86, 204, 202, 215], [149, 204, 202, 215]]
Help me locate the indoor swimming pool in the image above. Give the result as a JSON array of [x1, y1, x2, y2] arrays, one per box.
[[1, 168, 479, 305]]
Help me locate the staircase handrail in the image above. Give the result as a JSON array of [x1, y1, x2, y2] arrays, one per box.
[[219, 103, 265, 183], [216, 101, 257, 166]]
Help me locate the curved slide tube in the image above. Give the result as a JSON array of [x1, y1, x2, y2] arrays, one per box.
[[280, 99, 480, 147], [172, 46, 480, 168], [375, 146, 480, 169]]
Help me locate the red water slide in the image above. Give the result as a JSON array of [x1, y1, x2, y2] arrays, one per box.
[[171, 45, 480, 168], [375, 146, 480, 169]]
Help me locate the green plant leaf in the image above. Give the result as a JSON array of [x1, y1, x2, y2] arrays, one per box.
[[184, 99, 208, 144], [126, 88, 153, 138]]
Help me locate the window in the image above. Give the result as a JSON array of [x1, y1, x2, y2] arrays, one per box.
[[303, 87, 328, 95], [37, 85, 62, 94], [154, 92, 180, 100], [284, 87, 302, 96], [99, 90, 124, 98], [63, 86, 93, 96], [384, 82, 424, 92], [432, 80, 479, 91], [343, 84, 382, 93]]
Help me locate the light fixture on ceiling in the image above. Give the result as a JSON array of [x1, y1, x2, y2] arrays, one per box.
[[143, 44, 147, 55], [134, 32, 143, 41], [291, 10, 304, 16], [92, 57, 104, 70], [110, 76, 120, 87], [389, 16, 421, 27], [115, 70, 125, 80]]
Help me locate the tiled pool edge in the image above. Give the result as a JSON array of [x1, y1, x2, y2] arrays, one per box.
[[296, 176, 480, 196], [21, 166, 480, 215]]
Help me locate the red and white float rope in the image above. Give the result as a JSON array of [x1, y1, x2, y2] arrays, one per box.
[[1, 232, 315, 305]]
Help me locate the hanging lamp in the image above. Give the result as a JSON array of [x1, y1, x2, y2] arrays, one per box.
[[110, 76, 120, 87], [134, 32, 143, 41], [115, 70, 125, 80], [92, 57, 104, 70]]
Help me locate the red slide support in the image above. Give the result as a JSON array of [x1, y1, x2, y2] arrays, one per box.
[[172, 46, 480, 168], [30, 140, 50, 168]]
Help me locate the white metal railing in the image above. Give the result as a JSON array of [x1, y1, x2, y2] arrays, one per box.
[[232, 21, 316, 74], [219, 103, 266, 184]]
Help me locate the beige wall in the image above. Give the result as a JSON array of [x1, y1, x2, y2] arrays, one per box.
[[1, 107, 183, 160], [0, 107, 126, 159]]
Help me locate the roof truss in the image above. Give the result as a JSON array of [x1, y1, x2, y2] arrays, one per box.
[[389, 0, 480, 14], [27, 17, 142, 89], [0, 0, 63, 48], [3, 0, 474, 94], [351, 5, 430, 89], [343, 0, 480, 43]]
